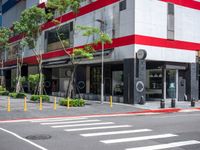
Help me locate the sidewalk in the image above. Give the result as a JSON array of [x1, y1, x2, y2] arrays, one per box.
[[0, 95, 200, 121]]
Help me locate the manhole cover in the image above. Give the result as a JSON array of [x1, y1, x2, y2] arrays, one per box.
[[25, 135, 51, 140]]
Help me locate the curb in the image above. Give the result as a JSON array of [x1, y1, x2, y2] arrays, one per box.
[[0, 107, 200, 123]]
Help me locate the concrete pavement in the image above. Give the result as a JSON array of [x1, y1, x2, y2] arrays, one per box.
[[1, 95, 200, 121]]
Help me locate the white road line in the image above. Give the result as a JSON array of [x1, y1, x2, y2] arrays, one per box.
[[65, 125, 132, 132], [80, 129, 152, 137], [31, 117, 87, 123], [101, 134, 178, 144], [0, 128, 47, 150], [41, 119, 101, 125], [52, 122, 114, 128], [126, 140, 200, 150]]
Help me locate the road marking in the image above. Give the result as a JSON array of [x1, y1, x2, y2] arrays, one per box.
[[31, 117, 87, 123], [52, 122, 114, 128], [101, 134, 178, 144], [41, 119, 101, 125], [65, 125, 132, 132], [81, 129, 152, 137], [126, 140, 200, 150], [0, 128, 47, 150], [153, 113, 200, 119]]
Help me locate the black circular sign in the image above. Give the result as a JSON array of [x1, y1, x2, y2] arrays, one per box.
[[137, 49, 147, 60]]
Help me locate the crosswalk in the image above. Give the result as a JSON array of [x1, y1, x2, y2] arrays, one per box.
[[30, 117, 200, 150]]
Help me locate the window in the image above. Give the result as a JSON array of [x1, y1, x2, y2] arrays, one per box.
[[45, 22, 73, 52], [167, 3, 175, 40], [90, 66, 101, 94], [119, 0, 126, 11]]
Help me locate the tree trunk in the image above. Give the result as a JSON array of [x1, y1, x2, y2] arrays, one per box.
[[16, 61, 22, 93], [67, 65, 77, 98], [38, 57, 43, 95]]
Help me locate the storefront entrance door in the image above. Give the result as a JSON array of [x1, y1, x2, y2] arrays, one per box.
[[164, 69, 178, 100]]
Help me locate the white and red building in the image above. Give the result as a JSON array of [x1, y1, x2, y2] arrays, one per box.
[[1, 0, 200, 104]]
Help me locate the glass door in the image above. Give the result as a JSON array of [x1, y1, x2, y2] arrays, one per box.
[[165, 69, 177, 99]]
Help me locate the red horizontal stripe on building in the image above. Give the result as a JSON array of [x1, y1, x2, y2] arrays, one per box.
[[5, 34, 200, 66], [161, 0, 200, 11], [37, 2, 46, 9]]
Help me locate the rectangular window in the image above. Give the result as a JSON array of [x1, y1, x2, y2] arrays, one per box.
[[90, 66, 101, 94], [119, 0, 126, 11], [167, 3, 175, 40], [45, 22, 73, 52]]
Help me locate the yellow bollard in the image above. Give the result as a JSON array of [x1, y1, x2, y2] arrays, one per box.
[[67, 97, 70, 109], [54, 97, 57, 110], [24, 97, 27, 112], [7, 96, 10, 112], [39, 96, 43, 111], [110, 96, 113, 108]]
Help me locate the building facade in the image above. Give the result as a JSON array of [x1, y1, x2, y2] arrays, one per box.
[[1, 0, 200, 104]]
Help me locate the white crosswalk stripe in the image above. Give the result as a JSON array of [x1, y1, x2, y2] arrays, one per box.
[[125, 140, 200, 150], [100, 134, 178, 144], [51, 122, 114, 128], [31, 117, 87, 123], [80, 129, 152, 137], [65, 125, 132, 132], [41, 119, 101, 125], [28, 117, 200, 150]]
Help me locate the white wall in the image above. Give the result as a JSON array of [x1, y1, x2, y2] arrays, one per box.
[[175, 5, 200, 43], [26, 0, 39, 8], [2, 1, 26, 27], [135, 44, 196, 63], [135, 0, 167, 38], [134, 0, 198, 63]]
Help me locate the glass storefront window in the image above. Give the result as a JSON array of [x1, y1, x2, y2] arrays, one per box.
[[166, 70, 176, 99], [146, 69, 163, 99], [112, 71, 123, 96], [90, 67, 101, 94]]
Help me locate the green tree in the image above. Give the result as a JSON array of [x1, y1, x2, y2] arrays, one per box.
[[46, 1, 112, 98], [13, 6, 47, 95], [0, 27, 12, 87]]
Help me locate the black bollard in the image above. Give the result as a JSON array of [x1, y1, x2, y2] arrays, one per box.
[[139, 96, 145, 105], [191, 98, 195, 107], [160, 99, 165, 108], [171, 99, 176, 108]]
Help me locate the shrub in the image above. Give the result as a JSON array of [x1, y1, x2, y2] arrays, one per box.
[[30, 95, 50, 102], [59, 98, 85, 107], [9, 92, 26, 98], [0, 91, 9, 96], [0, 86, 6, 91]]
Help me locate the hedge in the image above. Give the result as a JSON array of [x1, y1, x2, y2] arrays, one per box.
[[0, 91, 9, 96], [59, 98, 85, 107], [9, 92, 26, 98], [30, 95, 50, 102], [0, 86, 6, 91]]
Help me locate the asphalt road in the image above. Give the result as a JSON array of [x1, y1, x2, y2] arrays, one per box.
[[0, 112, 200, 150]]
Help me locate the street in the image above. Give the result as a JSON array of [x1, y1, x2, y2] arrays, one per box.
[[0, 112, 200, 150]]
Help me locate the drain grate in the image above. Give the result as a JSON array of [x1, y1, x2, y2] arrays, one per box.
[[25, 134, 51, 140]]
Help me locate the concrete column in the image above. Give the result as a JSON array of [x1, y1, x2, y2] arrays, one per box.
[[186, 63, 199, 100], [123, 58, 146, 104], [86, 66, 90, 93]]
